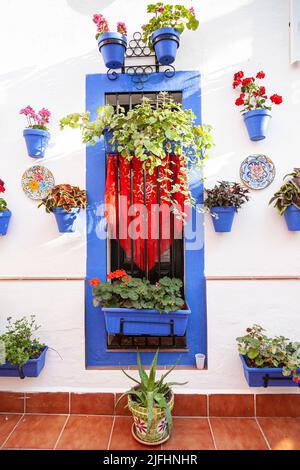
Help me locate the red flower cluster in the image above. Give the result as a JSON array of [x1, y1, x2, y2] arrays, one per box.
[[107, 269, 127, 280], [235, 93, 245, 106], [88, 277, 100, 287], [0, 179, 5, 193], [232, 70, 244, 89], [256, 71, 265, 79], [293, 376, 300, 384], [270, 94, 283, 105]]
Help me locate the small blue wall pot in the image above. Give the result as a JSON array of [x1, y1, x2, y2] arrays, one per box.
[[0, 347, 48, 378], [283, 205, 300, 231], [243, 108, 272, 141], [210, 206, 236, 232], [98, 32, 127, 69], [23, 128, 50, 158], [53, 207, 80, 233], [151, 27, 180, 65], [0, 210, 12, 236], [240, 354, 300, 387]]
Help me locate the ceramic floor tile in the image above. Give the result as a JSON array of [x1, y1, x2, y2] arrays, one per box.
[[0, 414, 22, 447], [70, 393, 114, 415], [56, 415, 113, 450], [258, 418, 300, 450], [109, 417, 159, 450], [210, 418, 268, 450], [209, 394, 254, 417], [162, 418, 215, 450]]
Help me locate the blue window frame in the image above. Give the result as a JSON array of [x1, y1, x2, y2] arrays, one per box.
[[86, 71, 206, 366]]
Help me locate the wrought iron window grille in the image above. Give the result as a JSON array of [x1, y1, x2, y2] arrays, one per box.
[[107, 32, 175, 90]]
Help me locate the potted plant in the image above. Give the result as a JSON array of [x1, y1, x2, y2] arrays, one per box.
[[38, 184, 87, 233], [269, 169, 300, 231], [0, 179, 12, 236], [20, 105, 51, 158], [142, 3, 199, 65], [204, 181, 250, 232], [89, 270, 190, 336], [60, 92, 213, 219], [233, 70, 282, 141], [116, 350, 187, 444], [0, 316, 48, 379], [93, 13, 127, 69], [237, 324, 300, 387]]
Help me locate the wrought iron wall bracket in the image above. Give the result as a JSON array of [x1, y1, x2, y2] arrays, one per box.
[[106, 32, 176, 90], [263, 374, 300, 388]]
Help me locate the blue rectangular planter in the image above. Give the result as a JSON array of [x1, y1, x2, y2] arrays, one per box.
[[102, 306, 191, 336], [0, 347, 48, 378], [240, 354, 300, 387]]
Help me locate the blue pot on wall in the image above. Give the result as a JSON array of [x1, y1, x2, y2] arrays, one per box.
[[283, 205, 300, 231], [98, 32, 127, 69], [243, 109, 272, 141], [0, 210, 12, 236], [23, 128, 50, 158], [102, 305, 191, 336], [53, 207, 80, 233], [240, 355, 300, 388], [210, 206, 236, 232], [0, 347, 48, 378], [151, 27, 180, 65]]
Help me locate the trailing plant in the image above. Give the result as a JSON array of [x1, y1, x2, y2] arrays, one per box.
[[269, 170, 300, 215], [0, 179, 9, 211], [38, 184, 87, 213], [20, 105, 51, 131], [60, 93, 214, 218], [204, 181, 250, 210], [0, 316, 44, 369], [116, 350, 187, 433], [237, 324, 300, 383], [89, 270, 185, 313], [142, 3, 199, 48], [233, 70, 282, 114], [93, 13, 127, 39]]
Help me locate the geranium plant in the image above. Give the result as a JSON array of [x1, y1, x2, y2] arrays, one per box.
[[204, 181, 250, 210], [269, 169, 300, 215], [20, 105, 51, 131], [0, 179, 8, 212], [142, 3, 199, 47], [38, 184, 87, 213], [89, 269, 185, 313], [237, 324, 300, 384], [233, 71, 282, 113], [93, 13, 127, 39]]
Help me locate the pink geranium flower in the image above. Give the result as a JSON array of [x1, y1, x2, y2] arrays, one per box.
[[117, 21, 127, 35], [20, 105, 51, 130]]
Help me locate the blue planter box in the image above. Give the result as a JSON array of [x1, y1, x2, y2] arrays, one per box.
[[0, 346, 48, 378], [240, 354, 300, 387], [103, 306, 191, 336]]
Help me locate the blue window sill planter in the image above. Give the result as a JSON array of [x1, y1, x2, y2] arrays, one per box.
[[102, 306, 191, 336], [0, 346, 48, 379], [240, 354, 300, 388]]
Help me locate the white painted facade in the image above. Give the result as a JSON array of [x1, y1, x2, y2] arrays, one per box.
[[0, 0, 299, 393]]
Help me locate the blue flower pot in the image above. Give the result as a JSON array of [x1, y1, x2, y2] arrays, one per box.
[[151, 27, 180, 65], [283, 205, 300, 231], [240, 355, 300, 387], [102, 305, 191, 336], [53, 207, 80, 233], [98, 32, 127, 69], [243, 109, 272, 141], [0, 347, 48, 378], [23, 128, 50, 158], [210, 206, 236, 232], [0, 210, 12, 236]]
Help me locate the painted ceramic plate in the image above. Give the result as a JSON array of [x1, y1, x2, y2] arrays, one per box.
[[21, 165, 55, 200], [240, 155, 275, 190]]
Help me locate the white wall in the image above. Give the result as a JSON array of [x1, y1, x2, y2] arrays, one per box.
[[0, 0, 299, 393]]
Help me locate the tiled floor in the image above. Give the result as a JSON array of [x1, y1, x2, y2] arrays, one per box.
[[1, 414, 300, 450]]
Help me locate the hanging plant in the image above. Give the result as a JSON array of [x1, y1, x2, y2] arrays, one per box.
[[141, 3, 199, 65], [93, 13, 127, 69], [233, 70, 282, 141], [20, 105, 51, 158], [269, 168, 300, 231], [0, 178, 12, 236], [60, 92, 213, 220]]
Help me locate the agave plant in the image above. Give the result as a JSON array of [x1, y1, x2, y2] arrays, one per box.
[[116, 350, 187, 434], [38, 184, 87, 213]]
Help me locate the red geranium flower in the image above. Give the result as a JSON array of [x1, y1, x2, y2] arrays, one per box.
[[259, 86, 266, 96], [235, 93, 245, 106], [88, 277, 100, 287], [256, 71, 265, 79], [107, 269, 127, 280], [0, 179, 5, 193], [270, 94, 283, 105], [242, 77, 254, 86]]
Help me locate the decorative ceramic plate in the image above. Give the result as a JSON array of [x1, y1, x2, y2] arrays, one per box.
[[240, 155, 275, 190], [21, 165, 55, 200]]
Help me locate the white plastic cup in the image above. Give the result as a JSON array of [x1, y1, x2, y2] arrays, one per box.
[[195, 353, 206, 370]]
